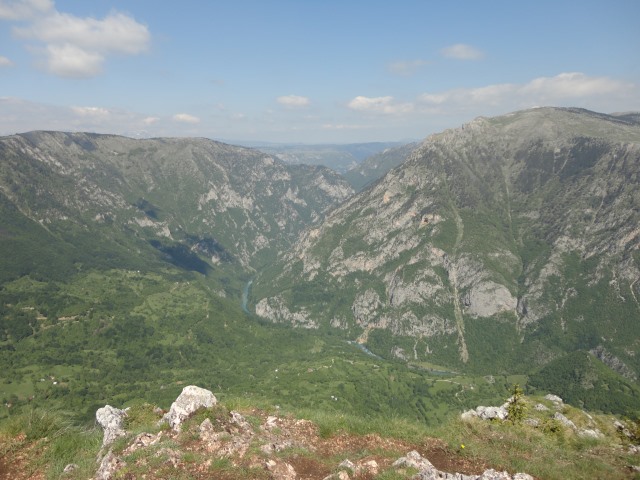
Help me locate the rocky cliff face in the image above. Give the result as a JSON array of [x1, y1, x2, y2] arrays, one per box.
[[0, 131, 353, 274], [253, 108, 640, 374]]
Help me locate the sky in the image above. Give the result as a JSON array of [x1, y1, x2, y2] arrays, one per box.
[[0, 0, 639, 144]]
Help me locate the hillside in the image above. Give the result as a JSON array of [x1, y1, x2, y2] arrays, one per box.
[[252, 108, 640, 401], [0, 132, 359, 421], [0, 132, 353, 274], [1, 385, 638, 479]]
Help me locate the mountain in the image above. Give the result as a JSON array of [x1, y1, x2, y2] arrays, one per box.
[[0, 131, 353, 277], [344, 142, 419, 191], [0, 131, 359, 419], [2, 109, 640, 424], [252, 108, 640, 381], [249, 142, 405, 173], [4, 130, 543, 427]]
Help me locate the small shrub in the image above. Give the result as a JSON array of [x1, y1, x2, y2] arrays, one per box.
[[630, 419, 640, 445], [507, 384, 526, 424], [541, 418, 563, 435]]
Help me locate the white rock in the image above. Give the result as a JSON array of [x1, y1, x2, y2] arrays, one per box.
[[461, 403, 509, 421], [553, 412, 576, 430], [392, 450, 435, 471], [338, 459, 356, 471], [362, 459, 379, 475], [96, 405, 127, 448], [95, 450, 126, 480], [578, 428, 603, 439], [544, 394, 563, 404], [477, 405, 509, 420], [162, 385, 217, 431]]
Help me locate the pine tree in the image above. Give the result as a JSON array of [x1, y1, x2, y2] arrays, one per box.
[[507, 384, 526, 424]]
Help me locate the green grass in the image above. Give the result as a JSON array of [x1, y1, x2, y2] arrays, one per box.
[[3, 393, 636, 480], [0, 408, 102, 479], [429, 413, 633, 480]]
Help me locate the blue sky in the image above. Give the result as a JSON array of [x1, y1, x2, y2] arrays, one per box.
[[1, 0, 639, 143]]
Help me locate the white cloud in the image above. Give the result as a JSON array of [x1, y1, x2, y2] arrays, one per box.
[[15, 11, 150, 55], [343, 73, 636, 129], [441, 43, 484, 60], [0, 97, 210, 138], [387, 59, 428, 76], [347, 95, 414, 115], [71, 106, 110, 117], [419, 73, 633, 110], [43, 43, 104, 77], [0, 97, 127, 133], [520, 72, 627, 98], [142, 116, 160, 125], [173, 113, 200, 124], [277, 95, 310, 108], [0, 55, 13, 67], [6, 4, 149, 78], [0, 0, 52, 20]]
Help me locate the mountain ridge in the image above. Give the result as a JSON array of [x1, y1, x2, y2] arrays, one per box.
[[0, 130, 354, 276], [252, 107, 640, 379]]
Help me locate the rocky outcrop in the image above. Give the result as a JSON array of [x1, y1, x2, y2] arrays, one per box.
[[59, 386, 640, 479], [461, 404, 509, 421], [95, 451, 126, 480], [83, 386, 527, 480], [462, 393, 606, 440], [161, 385, 217, 431], [463, 281, 517, 318], [254, 295, 318, 328], [553, 412, 577, 430], [589, 345, 638, 381], [95, 405, 127, 448], [544, 394, 563, 405], [392, 450, 533, 480]]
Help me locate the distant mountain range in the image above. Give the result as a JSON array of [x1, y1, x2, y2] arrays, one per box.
[[343, 142, 420, 191], [245, 141, 407, 173]]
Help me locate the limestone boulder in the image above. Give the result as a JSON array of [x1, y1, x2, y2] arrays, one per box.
[[96, 405, 127, 448], [162, 385, 217, 431]]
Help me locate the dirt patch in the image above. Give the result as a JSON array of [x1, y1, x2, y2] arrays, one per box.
[[286, 454, 332, 479], [419, 440, 489, 476], [0, 435, 45, 480]]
